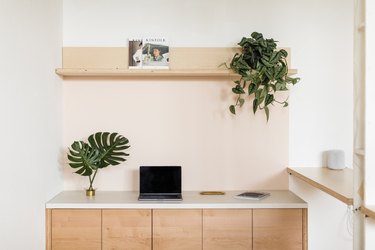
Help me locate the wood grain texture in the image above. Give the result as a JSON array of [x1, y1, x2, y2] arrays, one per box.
[[62, 47, 291, 69], [361, 206, 375, 219], [58, 47, 296, 77], [253, 208, 303, 250], [46, 209, 52, 250], [102, 209, 151, 250], [203, 209, 252, 250], [56, 68, 237, 77], [62, 47, 237, 69], [51, 209, 101, 250], [287, 167, 353, 205], [302, 208, 308, 250], [63, 47, 127, 69], [153, 209, 202, 250]]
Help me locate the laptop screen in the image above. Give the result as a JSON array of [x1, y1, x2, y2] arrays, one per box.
[[140, 166, 181, 194]]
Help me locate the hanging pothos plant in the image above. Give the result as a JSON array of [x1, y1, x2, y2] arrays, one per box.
[[225, 32, 300, 121]]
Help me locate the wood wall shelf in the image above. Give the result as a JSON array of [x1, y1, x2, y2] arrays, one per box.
[[361, 206, 375, 219], [56, 68, 299, 78], [287, 167, 353, 205], [56, 47, 298, 78]]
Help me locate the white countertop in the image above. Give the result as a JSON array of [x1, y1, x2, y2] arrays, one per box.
[[46, 190, 307, 209]]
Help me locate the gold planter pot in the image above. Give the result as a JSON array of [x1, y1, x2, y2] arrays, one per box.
[[86, 188, 96, 196]]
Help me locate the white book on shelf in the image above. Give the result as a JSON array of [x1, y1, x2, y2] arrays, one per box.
[[128, 38, 143, 69]]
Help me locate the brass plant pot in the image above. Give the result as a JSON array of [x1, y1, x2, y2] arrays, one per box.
[[86, 188, 96, 197]]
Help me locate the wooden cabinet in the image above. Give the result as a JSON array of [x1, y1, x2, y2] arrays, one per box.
[[203, 209, 253, 250], [153, 209, 202, 250], [47, 207, 307, 250], [253, 208, 304, 250], [51, 209, 101, 250], [102, 209, 151, 250]]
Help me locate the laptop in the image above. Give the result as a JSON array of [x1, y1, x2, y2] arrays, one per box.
[[138, 166, 182, 201]]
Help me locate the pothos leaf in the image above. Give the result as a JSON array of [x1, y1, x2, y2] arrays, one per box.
[[229, 105, 236, 114], [226, 31, 300, 120], [265, 94, 274, 106], [232, 85, 246, 94], [264, 106, 270, 122], [253, 99, 258, 114], [279, 49, 288, 57], [239, 98, 245, 107], [248, 83, 257, 95]]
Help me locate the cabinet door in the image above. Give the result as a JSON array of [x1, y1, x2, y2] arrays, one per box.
[[153, 209, 202, 250], [102, 209, 151, 250], [51, 209, 101, 250], [203, 209, 252, 250], [253, 208, 303, 250]]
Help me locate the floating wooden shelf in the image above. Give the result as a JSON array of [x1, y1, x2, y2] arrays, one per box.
[[55, 68, 299, 77], [287, 167, 353, 205], [361, 206, 375, 219], [56, 47, 298, 78], [55, 68, 237, 77]]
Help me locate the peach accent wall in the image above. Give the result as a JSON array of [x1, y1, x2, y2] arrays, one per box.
[[63, 78, 289, 191]]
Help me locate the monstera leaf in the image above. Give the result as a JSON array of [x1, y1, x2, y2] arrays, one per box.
[[67, 132, 130, 191], [87, 132, 130, 168], [67, 141, 100, 176]]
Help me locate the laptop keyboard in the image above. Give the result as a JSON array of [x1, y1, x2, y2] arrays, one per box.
[[139, 194, 182, 200]]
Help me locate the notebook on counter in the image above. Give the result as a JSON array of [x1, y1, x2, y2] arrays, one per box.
[[138, 166, 182, 201], [234, 191, 270, 200]]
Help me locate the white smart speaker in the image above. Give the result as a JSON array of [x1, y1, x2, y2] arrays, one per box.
[[326, 150, 346, 170]]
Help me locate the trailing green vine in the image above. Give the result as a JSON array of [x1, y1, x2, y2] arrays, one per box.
[[226, 32, 300, 121]]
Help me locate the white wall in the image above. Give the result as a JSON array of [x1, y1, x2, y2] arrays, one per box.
[[63, 79, 289, 191], [287, 0, 354, 250], [290, 178, 354, 250], [0, 1, 63, 249], [365, 0, 375, 207], [365, 0, 375, 248], [366, 221, 375, 249], [63, 0, 293, 192], [63, 0, 353, 165], [63, 0, 353, 249], [288, 1, 353, 168]]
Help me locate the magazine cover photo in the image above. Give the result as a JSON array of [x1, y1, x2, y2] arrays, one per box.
[[142, 38, 169, 69]]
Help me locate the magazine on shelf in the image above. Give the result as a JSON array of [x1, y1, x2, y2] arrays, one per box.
[[234, 191, 270, 200], [141, 37, 169, 69], [128, 38, 143, 69], [128, 37, 169, 69]]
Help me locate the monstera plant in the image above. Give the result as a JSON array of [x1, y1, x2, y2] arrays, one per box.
[[226, 32, 300, 121], [67, 132, 130, 196]]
